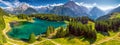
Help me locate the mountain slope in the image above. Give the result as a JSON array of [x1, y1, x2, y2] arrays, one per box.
[[23, 7, 38, 14], [37, 5, 54, 13], [49, 1, 89, 17], [109, 6, 120, 14], [37, 7, 49, 13], [97, 12, 120, 20], [50, 6, 76, 16], [89, 7, 105, 19]]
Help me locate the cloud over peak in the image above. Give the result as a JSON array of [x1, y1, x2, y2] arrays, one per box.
[[0, 0, 64, 9]]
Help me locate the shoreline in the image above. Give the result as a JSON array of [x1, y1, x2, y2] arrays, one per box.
[[3, 16, 29, 44], [3, 22, 28, 43], [3, 16, 67, 45], [4, 19, 66, 38]]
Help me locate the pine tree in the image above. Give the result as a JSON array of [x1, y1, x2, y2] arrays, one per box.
[[28, 33, 36, 43], [46, 26, 55, 37], [46, 27, 50, 37], [49, 26, 55, 33], [56, 27, 66, 38]]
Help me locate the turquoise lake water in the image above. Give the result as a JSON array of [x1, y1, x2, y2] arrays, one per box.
[[7, 19, 66, 39]]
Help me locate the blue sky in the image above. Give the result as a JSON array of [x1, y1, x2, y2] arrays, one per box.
[[0, 0, 120, 10], [0, 0, 68, 7], [1, 0, 120, 6], [75, 0, 120, 6]]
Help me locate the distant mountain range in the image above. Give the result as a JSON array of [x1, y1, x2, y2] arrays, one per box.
[[108, 6, 120, 14], [4, 3, 38, 14], [97, 6, 120, 20], [97, 12, 120, 20], [3, 1, 120, 19]]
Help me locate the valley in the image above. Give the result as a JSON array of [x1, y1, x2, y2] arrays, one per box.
[[0, 0, 120, 45], [0, 13, 120, 45]]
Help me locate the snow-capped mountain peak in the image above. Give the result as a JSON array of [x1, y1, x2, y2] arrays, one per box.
[[17, 3, 29, 11]]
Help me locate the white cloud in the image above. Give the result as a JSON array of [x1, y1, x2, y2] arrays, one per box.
[[28, 3, 63, 9], [75, 2, 84, 6], [115, 4, 120, 8], [75, 2, 116, 11], [76, 2, 94, 9], [50, 3, 63, 6], [0, 0, 64, 9], [93, 3, 97, 6], [99, 4, 120, 11], [0, 0, 13, 7], [98, 6, 115, 11], [14, 0, 21, 7], [118, 4, 120, 6]]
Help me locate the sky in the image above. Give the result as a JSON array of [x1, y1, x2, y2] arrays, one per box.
[[75, 0, 120, 6], [0, 0, 120, 10]]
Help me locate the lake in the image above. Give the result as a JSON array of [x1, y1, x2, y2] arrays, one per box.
[[7, 19, 66, 39]]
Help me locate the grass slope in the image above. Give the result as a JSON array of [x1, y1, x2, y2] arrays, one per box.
[[2, 15, 120, 45], [110, 13, 120, 19], [99, 32, 120, 45], [0, 9, 6, 44], [35, 41, 56, 45], [97, 12, 120, 20]]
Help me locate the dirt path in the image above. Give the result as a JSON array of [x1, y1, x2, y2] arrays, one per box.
[[2, 16, 62, 45], [92, 32, 120, 45], [31, 39, 47, 45], [7, 41, 17, 45], [3, 20, 33, 45], [3, 23, 16, 45], [3, 23, 25, 45], [3, 23, 60, 45], [32, 38, 61, 45], [47, 39, 61, 45]]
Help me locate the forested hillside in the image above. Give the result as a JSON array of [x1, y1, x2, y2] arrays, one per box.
[[0, 8, 5, 30]]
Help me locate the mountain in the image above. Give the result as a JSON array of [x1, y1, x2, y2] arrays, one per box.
[[50, 6, 76, 16], [37, 5, 53, 13], [5, 3, 38, 14], [49, 1, 89, 17], [23, 7, 38, 14], [37, 7, 50, 13], [97, 6, 120, 20], [97, 12, 120, 20], [109, 6, 120, 14], [3, 1, 108, 20], [89, 7, 105, 19]]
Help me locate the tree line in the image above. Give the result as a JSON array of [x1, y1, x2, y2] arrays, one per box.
[[95, 18, 120, 32], [45, 21, 96, 40], [30, 14, 94, 24], [44, 16, 120, 42], [3, 11, 120, 43]]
